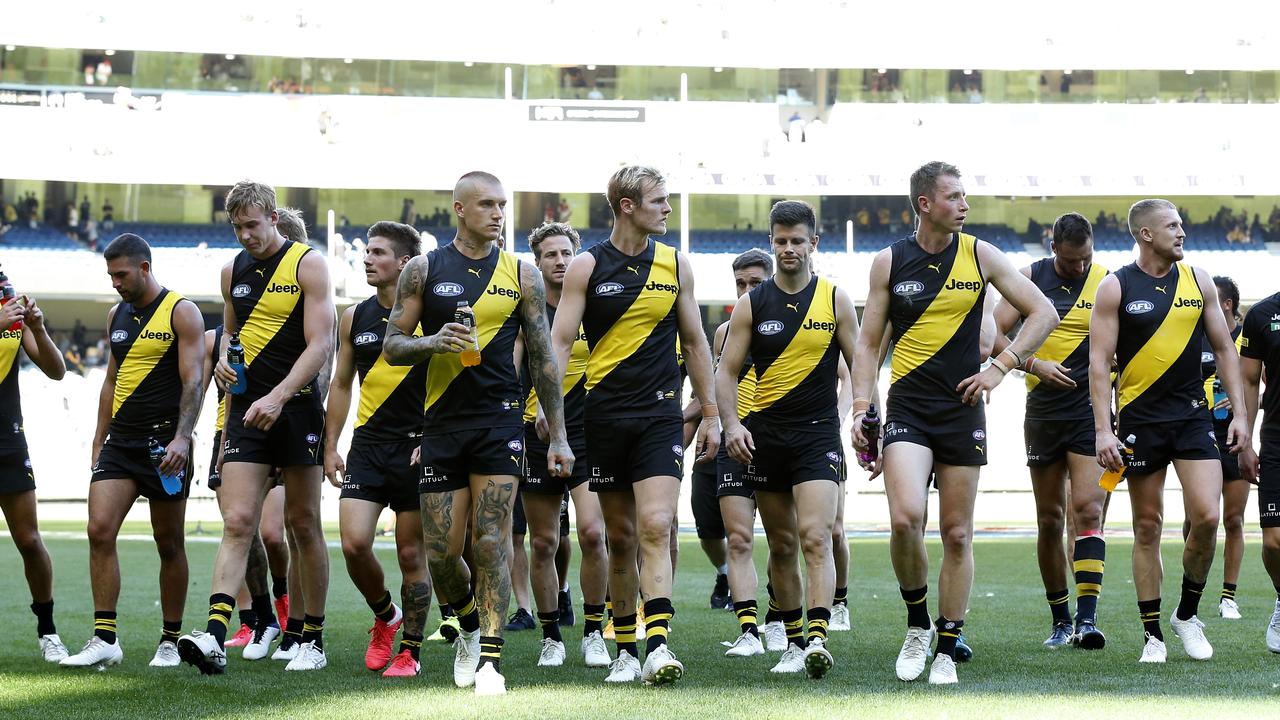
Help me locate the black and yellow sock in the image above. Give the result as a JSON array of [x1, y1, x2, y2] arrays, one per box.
[[237, 608, 257, 630], [806, 607, 831, 644], [643, 598, 674, 654], [161, 620, 181, 646], [1046, 588, 1071, 625], [733, 599, 759, 637], [583, 603, 605, 637], [272, 576, 287, 599], [1073, 535, 1105, 624], [399, 632, 424, 661], [538, 610, 562, 643], [454, 591, 480, 633], [900, 585, 929, 629], [781, 607, 804, 648], [301, 614, 325, 648], [205, 593, 235, 646], [1139, 598, 1163, 641], [1221, 583, 1237, 601], [281, 616, 305, 648], [368, 591, 397, 623], [30, 600, 55, 637], [1176, 577, 1206, 621], [614, 613, 638, 658], [834, 587, 848, 607], [93, 610, 118, 644], [478, 636, 503, 671], [438, 602, 453, 619], [765, 584, 782, 624], [251, 593, 277, 629], [934, 617, 964, 659]]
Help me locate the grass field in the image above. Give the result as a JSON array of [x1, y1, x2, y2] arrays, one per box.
[[0, 530, 1277, 719]]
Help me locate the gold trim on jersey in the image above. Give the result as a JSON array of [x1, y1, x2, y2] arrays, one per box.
[[357, 331, 421, 430], [113, 291, 183, 416], [0, 327, 22, 385], [215, 393, 226, 433], [525, 323, 587, 423], [1118, 262, 1203, 415], [1027, 263, 1106, 392], [239, 242, 309, 366], [585, 242, 679, 393], [425, 251, 522, 413], [753, 277, 836, 413], [891, 233, 983, 384]]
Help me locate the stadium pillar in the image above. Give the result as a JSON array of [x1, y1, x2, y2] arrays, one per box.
[[504, 66, 513, 100], [846, 219, 853, 253]]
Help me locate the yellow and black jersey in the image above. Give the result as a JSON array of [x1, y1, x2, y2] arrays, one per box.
[[887, 233, 987, 404], [351, 296, 428, 443], [1025, 259, 1108, 421], [108, 288, 188, 437], [0, 323, 25, 447], [1115, 262, 1207, 426], [1200, 325, 1243, 431], [211, 324, 226, 433], [420, 243, 524, 432], [523, 302, 588, 428], [748, 276, 839, 425], [715, 326, 756, 422], [229, 240, 319, 410], [1240, 292, 1280, 429], [581, 239, 682, 420]]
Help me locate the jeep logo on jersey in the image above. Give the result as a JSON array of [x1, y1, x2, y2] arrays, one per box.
[[595, 282, 624, 296], [140, 330, 174, 342], [757, 320, 784, 336], [803, 319, 836, 332], [487, 285, 520, 300], [353, 331, 379, 346], [111, 329, 128, 342], [231, 284, 252, 298], [508, 440, 523, 452], [1125, 300, 1155, 314], [267, 283, 300, 294], [1174, 297, 1204, 309], [645, 280, 678, 294], [893, 280, 924, 297], [944, 279, 982, 292], [433, 282, 464, 297]]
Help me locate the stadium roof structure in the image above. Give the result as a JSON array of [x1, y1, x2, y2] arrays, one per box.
[[4, 0, 1279, 71]]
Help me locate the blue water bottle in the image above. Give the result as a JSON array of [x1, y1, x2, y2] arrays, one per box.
[[1212, 379, 1229, 421], [148, 438, 184, 496], [227, 332, 248, 395]]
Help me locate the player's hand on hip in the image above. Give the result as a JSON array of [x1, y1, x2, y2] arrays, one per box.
[[243, 395, 283, 431], [323, 449, 345, 488]]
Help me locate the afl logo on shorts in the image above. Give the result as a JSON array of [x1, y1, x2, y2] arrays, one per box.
[[757, 320, 784, 336], [433, 282, 464, 297], [972, 429, 986, 441], [1125, 300, 1155, 315], [595, 282, 624, 297], [508, 440, 523, 452], [826, 451, 841, 463], [305, 433, 319, 444], [110, 329, 128, 343], [232, 283, 252, 298], [672, 445, 684, 457], [893, 281, 924, 297], [23, 458, 31, 469], [353, 332, 379, 346]]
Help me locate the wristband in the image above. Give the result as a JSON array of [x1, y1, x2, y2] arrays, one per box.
[[851, 397, 871, 416], [991, 358, 1012, 375], [1024, 356, 1037, 373], [701, 403, 719, 419], [999, 348, 1022, 369]]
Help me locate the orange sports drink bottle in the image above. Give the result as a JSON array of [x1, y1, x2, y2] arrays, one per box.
[[1099, 444, 1133, 491], [456, 301, 481, 367]]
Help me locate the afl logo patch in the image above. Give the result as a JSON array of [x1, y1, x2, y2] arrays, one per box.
[[110, 329, 128, 342], [672, 445, 684, 457], [353, 331, 379, 346], [893, 280, 924, 297], [508, 440, 523, 452], [23, 458, 31, 469], [595, 282, 624, 296], [1200, 351, 1214, 363], [826, 451, 841, 463], [972, 429, 986, 441], [1125, 300, 1155, 314], [305, 433, 319, 444], [433, 282, 464, 297], [757, 320, 784, 336], [231, 284, 252, 298]]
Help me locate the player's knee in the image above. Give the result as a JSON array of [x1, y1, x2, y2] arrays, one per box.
[[285, 505, 322, 538], [636, 511, 672, 548], [940, 523, 972, 554], [529, 529, 559, 560], [1263, 531, 1280, 554], [1072, 501, 1103, 533], [341, 534, 373, 561], [799, 525, 832, 557], [766, 533, 798, 563], [1223, 512, 1245, 536], [1036, 507, 1065, 538], [726, 530, 753, 559], [577, 521, 606, 555], [11, 528, 43, 556], [1132, 514, 1163, 546], [259, 523, 286, 549], [395, 541, 425, 574], [86, 516, 119, 550], [1187, 506, 1220, 535], [154, 533, 185, 562], [470, 531, 504, 565], [889, 514, 924, 540]]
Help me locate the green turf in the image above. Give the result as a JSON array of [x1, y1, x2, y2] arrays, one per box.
[[0, 534, 1277, 719]]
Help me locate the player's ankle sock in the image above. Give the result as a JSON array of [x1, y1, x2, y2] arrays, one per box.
[[614, 613, 638, 658], [454, 591, 480, 633], [1139, 598, 1163, 641], [1221, 583, 1237, 602], [1073, 534, 1105, 623], [368, 591, 397, 623], [478, 636, 503, 671], [237, 608, 257, 630], [765, 583, 782, 624], [301, 614, 325, 649], [271, 576, 287, 599], [781, 607, 804, 647], [643, 598, 673, 654], [1046, 588, 1072, 625], [161, 620, 181, 646], [834, 586, 848, 607], [806, 606, 831, 644], [900, 585, 930, 629], [1176, 577, 1206, 621], [583, 603, 605, 636], [538, 610, 562, 642], [93, 610, 118, 644], [399, 632, 423, 661], [282, 616, 304, 647], [734, 599, 759, 637], [30, 600, 55, 637], [934, 617, 964, 659], [205, 594, 235, 646], [251, 593, 277, 628]]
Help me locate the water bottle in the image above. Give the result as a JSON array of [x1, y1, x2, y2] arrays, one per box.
[[0, 270, 24, 332], [1099, 443, 1133, 491], [1211, 378, 1229, 421], [456, 301, 481, 367], [227, 332, 248, 394], [857, 404, 882, 464], [148, 437, 184, 496]]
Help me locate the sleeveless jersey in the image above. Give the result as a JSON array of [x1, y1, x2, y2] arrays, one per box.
[[420, 243, 524, 432], [1114, 262, 1207, 426], [1240, 293, 1280, 431], [886, 233, 987, 404], [715, 324, 756, 422], [352, 297, 428, 443], [1200, 325, 1243, 432], [524, 302, 588, 429], [1025, 259, 1108, 421], [211, 325, 226, 433], [0, 323, 25, 447], [108, 288, 186, 437], [748, 276, 839, 426], [581, 239, 682, 420], [229, 240, 319, 409]]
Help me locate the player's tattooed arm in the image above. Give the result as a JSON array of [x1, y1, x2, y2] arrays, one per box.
[[385, 256, 472, 365], [400, 580, 432, 639], [473, 479, 516, 635], [518, 262, 566, 442]]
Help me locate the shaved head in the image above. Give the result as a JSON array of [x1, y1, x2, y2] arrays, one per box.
[[1127, 198, 1176, 241], [454, 171, 504, 203]]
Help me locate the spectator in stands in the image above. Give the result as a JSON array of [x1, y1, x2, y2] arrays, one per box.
[[967, 83, 983, 102], [877, 206, 891, 229], [1226, 224, 1248, 244], [1107, 212, 1120, 230], [1095, 210, 1108, 229], [101, 199, 114, 233], [64, 202, 78, 240], [26, 193, 38, 229], [856, 207, 871, 231], [83, 64, 95, 86], [1, 199, 15, 234], [95, 58, 112, 86], [1194, 87, 1209, 103], [400, 198, 415, 225], [79, 196, 91, 228], [1252, 214, 1264, 241]]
